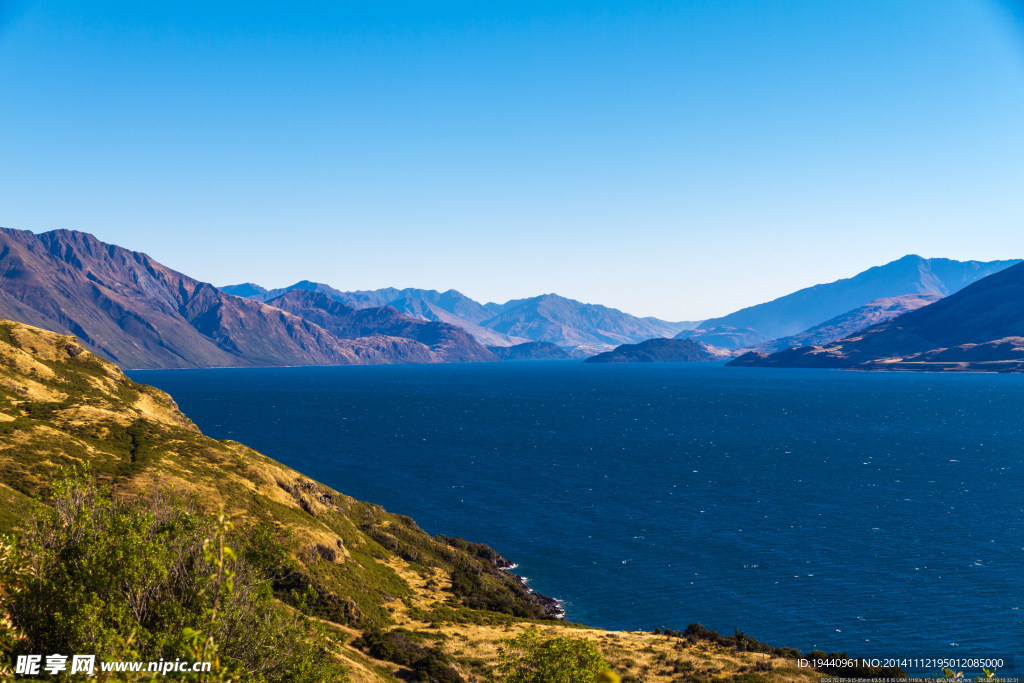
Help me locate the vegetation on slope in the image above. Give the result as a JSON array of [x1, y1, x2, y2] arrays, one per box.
[[0, 318, 838, 681]]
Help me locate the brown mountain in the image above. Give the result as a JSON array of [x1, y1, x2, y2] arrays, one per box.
[[729, 262, 1024, 371], [0, 228, 462, 369], [754, 293, 942, 354], [265, 289, 497, 362], [584, 338, 725, 363]]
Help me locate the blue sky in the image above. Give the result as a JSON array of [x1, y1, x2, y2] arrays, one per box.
[[1, 1, 1022, 320]]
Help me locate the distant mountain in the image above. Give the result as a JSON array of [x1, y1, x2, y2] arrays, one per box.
[[584, 338, 724, 363], [675, 325, 769, 351], [224, 282, 525, 346], [347, 287, 496, 324], [384, 295, 528, 347], [219, 282, 268, 299], [754, 293, 942, 354], [264, 290, 497, 363], [476, 294, 696, 350], [223, 283, 698, 353], [700, 255, 1020, 341], [486, 341, 571, 361], [729, 262, 1024, 371], [0, 228, 487, 369]]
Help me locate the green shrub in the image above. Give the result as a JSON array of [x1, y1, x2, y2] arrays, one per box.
[[1, 468, 348, 681], [353, 628, 464, 682], [497, 627, 613, 683]]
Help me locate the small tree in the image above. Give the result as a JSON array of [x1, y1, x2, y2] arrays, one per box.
[[497, 627, 613, 683]]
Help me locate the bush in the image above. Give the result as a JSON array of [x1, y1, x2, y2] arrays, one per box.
[[497, 627, 613, 683], [353, 628, 464, 682], [1, 468, 348, 681]]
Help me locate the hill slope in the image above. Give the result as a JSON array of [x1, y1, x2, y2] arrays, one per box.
[[729, 262, 1024, 371], [486, 341, 571, 360], [265, 290, 497, 363], [584, 338, 725, 363], [754, 293, 942, 354], [698, 255, 1020, 340], [0, 318, 827, 682]]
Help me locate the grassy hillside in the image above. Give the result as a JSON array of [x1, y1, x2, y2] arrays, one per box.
[[0, 319, 832, 682]]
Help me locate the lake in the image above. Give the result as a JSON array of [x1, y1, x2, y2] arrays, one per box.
[[133, 361, 1024, 674]]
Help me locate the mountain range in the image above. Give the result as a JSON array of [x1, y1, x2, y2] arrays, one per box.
[[3, 226, 1022, 371], [691, 255, 1020, 344], [0, 228, 496, 368], [223, 281, 699, 355], [730, 261, 1024, 371]]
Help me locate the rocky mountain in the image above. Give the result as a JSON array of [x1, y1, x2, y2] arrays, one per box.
[[0, 228, 429, 369], [0, 228, 502, 369], [223, 282, 699, 353], [584, 338, 725, 363], [0, 317, 827, 681], [264, 289, 497, 363], [729, 262, 1024, 371], [699, 255, 1020, 341], [754, 293, 942, 354], [486, 341, 571, 360], [226, 282, 527, 346]]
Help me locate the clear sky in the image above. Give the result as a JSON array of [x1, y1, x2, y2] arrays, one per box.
[[1, 1, 1022, 320]]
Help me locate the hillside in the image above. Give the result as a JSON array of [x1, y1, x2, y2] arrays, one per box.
[[264, 290, 497, 363], [584, 338, 725, 363], [754, 294, 942, 354], [0, 318, 831, 681], [698, 255, 1019, 341], [486, 341, 571, 361], [729, 262, 1024, 371], [0, 228, 473, 370], [224, 282, 528, 347]]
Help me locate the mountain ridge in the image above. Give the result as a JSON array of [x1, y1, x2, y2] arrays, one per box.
[[0, 228, 496, 369], [696, 255, 1020, 341], [729, 262, 1024, 371], [223, 281, 700, 353], [752, 293, 943, 355]]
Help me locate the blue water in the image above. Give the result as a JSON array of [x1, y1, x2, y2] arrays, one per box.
[[133, 362, 1024, 673]]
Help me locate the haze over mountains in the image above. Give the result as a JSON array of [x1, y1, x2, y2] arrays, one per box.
[[223, 280, 698, 355], [689, 255, 1020, 344], [731, 261, 1024, 371], [752, 293, 943, 355]]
